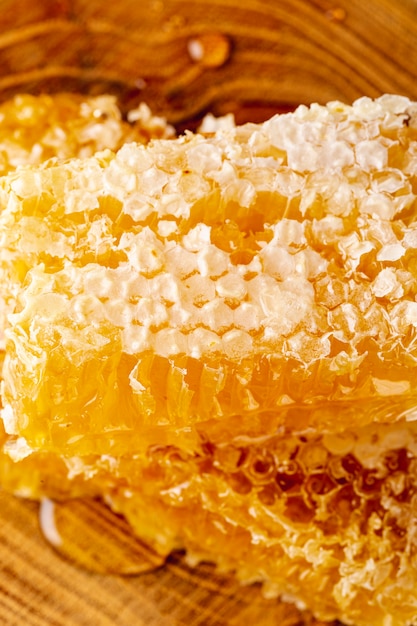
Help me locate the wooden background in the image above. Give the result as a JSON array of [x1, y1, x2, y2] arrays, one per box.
[[0, 0, 416, 126], [0, 492, 334, 626], [1, 0, 417, 624]]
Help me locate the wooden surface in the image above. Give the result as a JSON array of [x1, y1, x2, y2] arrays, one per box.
[[0, 491, 333, 626], [0, 0, 417, 624], [0, 0, 416, 126]]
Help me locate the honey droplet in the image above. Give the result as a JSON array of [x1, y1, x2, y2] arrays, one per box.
[[325, 7, 347, 22], [39, 497, 167, 575], [187, 33, 232, 68]]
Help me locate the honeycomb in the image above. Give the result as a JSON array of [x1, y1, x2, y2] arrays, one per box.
[[0, 93, 174, 177], [2, 415, 417, 625], [1, 94, 417, 625]]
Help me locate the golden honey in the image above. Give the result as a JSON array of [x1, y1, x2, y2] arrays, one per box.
[[1, 94, 417, 625]]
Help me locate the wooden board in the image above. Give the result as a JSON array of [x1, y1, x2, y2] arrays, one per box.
[[0, 491, 334, 626], [0, 0, 416, 126], [1, 0, 417, 624]]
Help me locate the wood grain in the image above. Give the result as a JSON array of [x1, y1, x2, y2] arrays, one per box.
[[0, 0, 416, 126], [0, 491, 335, 626], [0, 0, 416, 624]]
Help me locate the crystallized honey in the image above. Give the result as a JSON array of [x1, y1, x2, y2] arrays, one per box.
[[1, 94, 417, 626]]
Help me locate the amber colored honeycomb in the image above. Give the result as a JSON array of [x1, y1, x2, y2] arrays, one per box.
[[1, 95, 417, 625]]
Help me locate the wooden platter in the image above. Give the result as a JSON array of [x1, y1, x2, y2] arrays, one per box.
[[1, 0, 417, 624], [0, 490, 335, 626], [0, 0, 416, 126]]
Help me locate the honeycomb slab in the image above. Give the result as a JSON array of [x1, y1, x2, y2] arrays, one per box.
[[1, 95, 417, 625]]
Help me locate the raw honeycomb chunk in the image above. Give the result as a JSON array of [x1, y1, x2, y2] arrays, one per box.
[[3, 416, 417, 626], [0, 93, 174, 350], [0, 93, 174, 176], [1, 95, 417, 626], [1, 95, 417, 454]]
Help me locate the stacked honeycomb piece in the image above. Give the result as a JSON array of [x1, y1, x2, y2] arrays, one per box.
[[1, 94, 417, 625]]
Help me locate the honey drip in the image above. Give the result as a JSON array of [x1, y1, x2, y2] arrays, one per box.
[[187, 33, 232, 68], [38, 497, 167, 575], [35, 495, 345, 626]]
